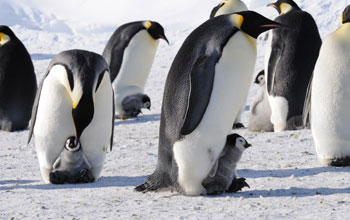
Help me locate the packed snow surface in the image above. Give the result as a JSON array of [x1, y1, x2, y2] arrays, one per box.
[[1, 0, 350, 219]]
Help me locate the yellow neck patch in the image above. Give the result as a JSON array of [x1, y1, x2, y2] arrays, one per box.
[[230, 14, 244, 29], [280, 3, 292, 15], [341, 14, 344, 25], [0, 33, 10, 46], [143, 21, 152, 30]]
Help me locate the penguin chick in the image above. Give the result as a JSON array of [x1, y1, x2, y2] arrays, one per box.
[[49, 137, 94, 184], [202, 133, 251, 195], [116, 94, 151, 119], [248, 70, 273, 132]]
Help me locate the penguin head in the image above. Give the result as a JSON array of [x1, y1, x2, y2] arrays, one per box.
[[267, 0, 301, 15], [143, 21, 169, 44], [342, 5, 350, 24], [231, 11, 282, 39], [227, 133, 252, 152], [141, 94, 151, 110], [48, 50, 110, 142], [65, 137, 81, 152], [0, 25, 15, 46], [254, 70, 265, 85]]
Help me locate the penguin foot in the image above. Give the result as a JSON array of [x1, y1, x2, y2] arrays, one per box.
[[49, 171, 65, 184], [227, 178, 250, 193], [79, 169, 95, 183], [135, 181, 159, 192], [203, 182, 225, 196], [232, 123, 245, 129], [329, 157, 350, 167]]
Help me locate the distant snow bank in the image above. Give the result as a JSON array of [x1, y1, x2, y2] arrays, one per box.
[[0, 0, 348, 36]]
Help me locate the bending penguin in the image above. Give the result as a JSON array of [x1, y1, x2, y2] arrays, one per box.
[[304, 5, 350, 167], [203, 133, 251, 195], [248, 70, 273, 132], [0, 25, 37, 131], [265, 0, 321, 131], [28, 50, 115, 183], [135, 11, 281, 196], [209, 0, 248, 128], [210, 0, 248, 18], [102, 21, 168, 119]]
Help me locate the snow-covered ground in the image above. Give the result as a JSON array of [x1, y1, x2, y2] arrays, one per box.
[[1, 0, 350, 219]]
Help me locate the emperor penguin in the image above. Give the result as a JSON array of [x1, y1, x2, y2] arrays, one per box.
[[102, 21, 168, 119], [49, 137, 94, 184], [0, 25, 37, 131], [304, 5, 350, 167], [210, 0, 248, 18], [28, 49, 115, 183], [135, 11, 281, 196], [265, 0, 321, 132], [248, 70, 273, 132], [209, 0, 249, 128], [202, 133, 251, 195]]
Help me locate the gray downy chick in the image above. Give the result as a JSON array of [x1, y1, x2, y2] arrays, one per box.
[[49, 137, 94, 184], [203, 133, 251, 195], [116, 93, 151, 119], [248, 70, 273, 132]]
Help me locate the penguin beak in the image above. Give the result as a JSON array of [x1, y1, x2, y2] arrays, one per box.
[[267, 3, 277, 8], [159, 35, 169, 44], [244, 143, 252, 148], [259, 23, 281, 28]]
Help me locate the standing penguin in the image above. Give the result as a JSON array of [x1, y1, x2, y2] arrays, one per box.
[[210, 0, 248, 18], [202, 133, 251, 195], [248, 70, 273, 132], [102, 21, 168, 119], [135, 11, 281, 196], [0, 25, 37, 131], [304, 5, 350, 167], [265, 0, 321, 132], [28, 50, 114, 183]]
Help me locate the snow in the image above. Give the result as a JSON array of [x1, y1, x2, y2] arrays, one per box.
[[1, 0, 350, 219]]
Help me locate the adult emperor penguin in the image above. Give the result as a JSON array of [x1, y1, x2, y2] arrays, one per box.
[[248, 70, 273, 132], [28, 49, 115, 183], [102, 21, 168, 119], [135, 11, 281, 196], [0, 25, 37, 131], [304, 5, 350, 167], [210, 0, 248, 18], [265, 0, 321, 132]]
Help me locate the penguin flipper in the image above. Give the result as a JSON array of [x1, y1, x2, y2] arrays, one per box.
[[302, 72, 313, 128], [110, 92, 115, 151], [27, 73, 47, 144], [210, 3, 224, 19], [180, 55, 216, 136], [267, 33, 284, 95]]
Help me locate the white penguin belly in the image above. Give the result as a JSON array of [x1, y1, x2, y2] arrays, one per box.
[[311, 28, 350, 164], [173, 33, 256, 196], [34, 66, 76, 182], [79, 72, 113, 179], [113, 30, 159, 114]]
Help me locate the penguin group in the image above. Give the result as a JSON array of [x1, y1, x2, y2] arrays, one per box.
[[1, 0, 350, 196]]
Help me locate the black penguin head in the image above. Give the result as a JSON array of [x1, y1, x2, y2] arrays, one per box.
[[267, 0, 301, 15], [48, 50, 109, 142], [0, 25, 15, 46], [342, 5, 350, 24], [254, 70, 265, 85], [141, 94, 151, 110], [227, 133, 252, 151], [232, 11, 282, 39], [144, 21, 169, 44], [65, 137, 81, 152]]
